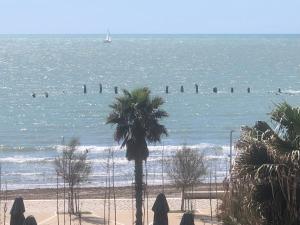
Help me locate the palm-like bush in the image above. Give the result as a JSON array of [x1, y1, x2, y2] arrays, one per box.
[[107, 87, 168, 225], [220, 102, 300, 225]]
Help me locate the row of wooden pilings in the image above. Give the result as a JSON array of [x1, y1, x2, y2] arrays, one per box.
[[84, 84, 253, 94], [32, 85, 284, 97]]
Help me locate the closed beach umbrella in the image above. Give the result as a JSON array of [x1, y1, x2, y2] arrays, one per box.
[[179, 212, 195, 225], [152, 193, 169, 225], [10, 197, 25, 225], [24, 216, 37, 225]]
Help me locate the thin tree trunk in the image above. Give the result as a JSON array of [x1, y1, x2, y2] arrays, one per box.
[[135, 159, 143, 225], [181, 187, 185, 211], [70, 186, 74, 214]]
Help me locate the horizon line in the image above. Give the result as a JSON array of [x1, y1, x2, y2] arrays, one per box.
[[0, 33, 300, 35]]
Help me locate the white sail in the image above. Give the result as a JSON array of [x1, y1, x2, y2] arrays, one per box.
[[104, 30, 112, 43]]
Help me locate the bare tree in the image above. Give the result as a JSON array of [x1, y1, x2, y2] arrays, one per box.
[[166, 146, 206, 211], [55, 138, 91, 214]]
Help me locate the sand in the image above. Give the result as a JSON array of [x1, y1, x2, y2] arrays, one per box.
[[0, 186, 222, 225]]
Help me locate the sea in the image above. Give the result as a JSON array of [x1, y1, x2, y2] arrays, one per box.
[[0, 34, 300, 190]]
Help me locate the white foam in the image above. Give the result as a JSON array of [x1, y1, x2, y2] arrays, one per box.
[[0, 157, 53, 163], [54, 143, 230, 153], [283, 89, 300, 95]]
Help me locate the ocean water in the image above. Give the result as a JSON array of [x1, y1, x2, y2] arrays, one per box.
[[0, 34, 300, 189]]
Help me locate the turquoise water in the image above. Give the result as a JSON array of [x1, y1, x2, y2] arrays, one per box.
[[0, 34, 300, 189]]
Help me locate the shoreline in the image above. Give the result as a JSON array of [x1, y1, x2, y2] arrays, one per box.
[[4, 183, 224, 200]]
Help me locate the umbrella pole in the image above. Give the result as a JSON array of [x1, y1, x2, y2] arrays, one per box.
[[209, 170, 213, 222], [215, 166, 219, 216], [161, 144, 164, 193], [104, 170, 107, 225], [63, 162, 66, 225], [3, 182, 7, 225], [131, 178, 134, 225], [112, 149, 117, 225], [0, 164, 2, 225], [145, 161, 149, 225], [69, 194, 71, 225], [57, 172, 60, 225], [0, 164, 1, 225], [108, 149, 111, 225]]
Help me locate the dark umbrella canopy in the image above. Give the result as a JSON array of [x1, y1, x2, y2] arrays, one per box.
[[179, 212, 195, 225], [10, 197, 25, 225], [24, 216, 37, 225], [152, 193, 169, 225]]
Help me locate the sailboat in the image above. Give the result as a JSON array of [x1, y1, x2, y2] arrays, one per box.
[[103, 30, 112, 43]]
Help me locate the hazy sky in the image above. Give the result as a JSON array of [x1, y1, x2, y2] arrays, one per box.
[[0, 0, 299, 34]]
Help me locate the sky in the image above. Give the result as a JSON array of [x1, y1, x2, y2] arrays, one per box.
[[0, 0, 299, 34]]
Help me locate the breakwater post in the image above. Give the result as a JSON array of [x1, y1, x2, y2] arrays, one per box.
[[180, 85, 184, 93], [247, 87, 250, 93], [165, 86, 169, 94], [99, 83, 102, 93], [230, 87, 234, 93], [114, 86, 118, 94], [83, 84, 87, 94], [32, 93, 36, 98], [213, 87, 218, 93], [45, 92, 49, 98], [278, 88, 281, 93], [195, 84, 199, 93]]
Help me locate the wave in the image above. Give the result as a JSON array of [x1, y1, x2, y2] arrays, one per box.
[[0, 157, 54, 163], [0, 143, 233, 166], [279, 89, 300, 95], [0, 142, 232, 152], [55, 143, 231, 153]]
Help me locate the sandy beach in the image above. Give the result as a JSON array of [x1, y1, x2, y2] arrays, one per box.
[[1, 185, 221, 225]]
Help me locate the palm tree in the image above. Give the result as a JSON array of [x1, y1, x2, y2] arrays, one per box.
[[220, 102, 300, 225], [107, 87, 168, 225]]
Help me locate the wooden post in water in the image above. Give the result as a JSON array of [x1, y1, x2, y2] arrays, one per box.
[[83, 85, 87, 94], [165, 86, 169, 94], [213, 87, 218, 93], [114, 87, 118, 94], [180, 85, 184, 93], [247, 87, 250, 93], [99, 83, 103, 93], [195, 84, 199, 93], [230, 87, 234, 93]]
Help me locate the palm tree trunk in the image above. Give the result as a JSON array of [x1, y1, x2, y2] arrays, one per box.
[[135, 159, 143, 225]]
